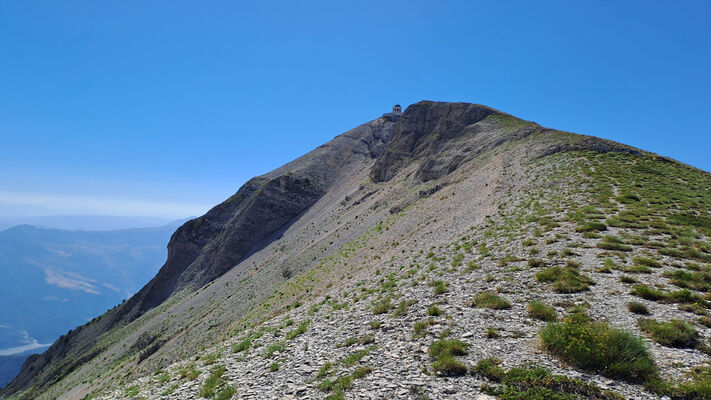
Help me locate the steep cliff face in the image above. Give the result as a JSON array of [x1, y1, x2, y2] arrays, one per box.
[[117, 113, 398, 322]]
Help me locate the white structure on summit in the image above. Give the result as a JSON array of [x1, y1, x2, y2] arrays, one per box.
[[392, 104, 402, 113]]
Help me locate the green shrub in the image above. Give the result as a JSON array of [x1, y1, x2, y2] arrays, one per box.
[[392, 299, 416, 317], [597, 236, 633, 252], [633, 257, 661, 268], [156, 372, 170, 384], [576, 222, 607, 232], [539, 312, 658, 383], [269, 362, 280, 372], [625, 265, 653, 274], [317, 362, 333, 378], [535, 267, 594, 293], [631, 284, 706, 306], [430, 280, 450, 295], [198, 364, 226, 398], [413, 319, 435, 337], [427, 305, 444, 316], [352, 366, 373, 379], [264, 342, 285, 358], [486, 327, 500, 339], [527, 259, 546, 268], [177, 362, 200, 380], [372, 297, 393, 314], [429, 339, 469, 376], [125, 386, 139, 397], [619, 275, 637, 284], [369, 321, 381, 329], [630, 284, 666, 301], [231, 338, 251, 353], [285, 320, 310, 340], [214, 386, 236, 400], [318, 374, 353, 393], [527, 301, 557, 322], [202, 351, 222, 366], [432, 355, 468, 376], [472, 291, 512, 309], [342, 346, 376, 366], [627, 302, 649, 315], [429, 339, 468, 358], [638, 319, 698, 348], [480, 364, 626, 400], [664, 269, 711, 292], [473, 357, 505, 381], [666, 365, 711, 400]]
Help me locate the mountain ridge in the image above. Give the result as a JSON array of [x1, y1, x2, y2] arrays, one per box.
[[3, 101, 709, 400]]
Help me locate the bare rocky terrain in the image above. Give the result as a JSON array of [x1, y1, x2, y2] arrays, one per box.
[[2, 101, 710, 400]]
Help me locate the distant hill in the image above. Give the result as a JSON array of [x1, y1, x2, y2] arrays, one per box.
[[0, 215, 179, 232], [0, 221, 182, 387]]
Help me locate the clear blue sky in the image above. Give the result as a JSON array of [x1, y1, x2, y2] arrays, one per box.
[[1, 1, 709, 219]]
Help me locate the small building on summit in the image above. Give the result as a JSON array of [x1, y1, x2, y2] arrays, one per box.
[[392, 104, 402, 113]]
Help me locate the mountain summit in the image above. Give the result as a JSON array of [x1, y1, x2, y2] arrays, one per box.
[[3, 101, 710, 400]]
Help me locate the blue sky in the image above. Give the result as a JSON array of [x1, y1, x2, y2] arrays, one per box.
[[1, 1, 709, 219]]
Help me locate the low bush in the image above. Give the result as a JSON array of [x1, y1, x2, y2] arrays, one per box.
[[539, 312, 658, 383], [285, 320, 310, 340], [430, 280, 450, 295], [664, 269, 711, 292], [527, 300, 557, 322], [535, 267, 594, 293], [638, 319, 698, 348], [214, 386, 236, 400], [627, 302, 649, 315], [473, 357, 505, 381], [576, 222, 608, 232], [372, 297, 394, 314], [597, 236, 633, 252], [472, 291, 512, 309], [231, 338, 251, 353], [263, 342, 285, 358], [427, 304, 444, 316], [476, 362, 626, 400], [413, 319, 436, 337], [429, 339, 469, 376], [198, 364, 227, 398]]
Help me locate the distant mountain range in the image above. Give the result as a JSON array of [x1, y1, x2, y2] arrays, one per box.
[[0, 220, 183, 387], [0, 215, 179, 232]]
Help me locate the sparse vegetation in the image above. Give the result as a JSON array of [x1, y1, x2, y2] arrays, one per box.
[[472, 291, 511, 309], [426, 304, 444, 316], [372, 297, 394, 314], [428, 339, 469, 376], [638, 318, 698, 348], [430, 280, 450, 295], [535, 266, 594, 293], [627, 302, 649, 315], [264, 342, 285, 358], [285, 320, 310, 340], [198, 364, 227, 398], [475, 358, 625, 400], [539, 312, 658, 383], [527, 300, 557, 322]]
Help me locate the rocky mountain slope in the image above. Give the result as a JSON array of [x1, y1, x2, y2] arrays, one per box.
[[2, 101, 710, 400]]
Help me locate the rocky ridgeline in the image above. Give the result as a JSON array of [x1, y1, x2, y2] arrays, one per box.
[[4, 102, 710, 400], [100, 150, 709, 400]]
